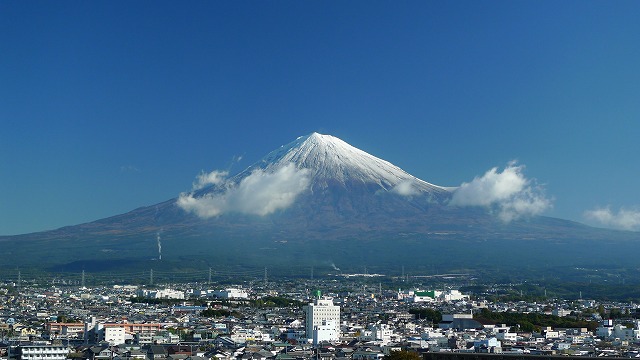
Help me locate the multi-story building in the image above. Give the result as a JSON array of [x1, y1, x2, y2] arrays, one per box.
[[138, 288, 185, 299], [45, 323, 85, 339], [411, 289, 469, 303], [359, 323, 394, 345], [18, 345, 70, 360], [212, 288, 249, 299], [99, 325, 126, 345], [304, 297, 340, 343], [78, 318, 161, 344]]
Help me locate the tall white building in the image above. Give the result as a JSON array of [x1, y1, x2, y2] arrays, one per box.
[[304, 297, 340, 343], [101, 325, 126, 345]]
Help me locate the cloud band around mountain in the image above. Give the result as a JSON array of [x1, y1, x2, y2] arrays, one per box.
[[391, 180, 420, 196], [584, 206, 640, 231], [177, 164, 310, 218], [449, 162, 551, 221]]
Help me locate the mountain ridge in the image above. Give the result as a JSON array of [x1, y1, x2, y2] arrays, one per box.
[[254, 132, 451, 192], [1, 133, 640, 274]]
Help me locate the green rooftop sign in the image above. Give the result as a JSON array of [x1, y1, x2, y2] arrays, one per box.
[[414, 290, 435, 298]]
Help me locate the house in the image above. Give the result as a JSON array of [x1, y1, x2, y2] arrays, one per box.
[[438, 314, 483, 331], [147, 345, 167, 359]]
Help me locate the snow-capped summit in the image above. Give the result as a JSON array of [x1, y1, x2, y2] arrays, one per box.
[[241, 132, 451, 197]]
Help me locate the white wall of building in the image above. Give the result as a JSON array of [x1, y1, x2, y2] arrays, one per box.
[[304, 297, 340, 342], [19, 346, 70, 360], [213, 288, 248, 299], [312, 319, 339, 345], [102, 326, 126, 345]]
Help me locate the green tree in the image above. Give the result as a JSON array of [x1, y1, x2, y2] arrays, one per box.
[[409, 308, 442, 323], [202, 309, 231, 318], [384, 350, 422, 360], [609, 308, 623, 319]]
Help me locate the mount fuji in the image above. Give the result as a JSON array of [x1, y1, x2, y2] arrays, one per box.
[[247, 132, 451, 195], [179, 132, 453, 221], [2, 133, 639, 275]]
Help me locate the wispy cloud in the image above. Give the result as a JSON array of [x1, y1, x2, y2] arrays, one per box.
[[177, 164, 310, 218], [449, 162, 551, 221], [120, 165, 140, 173], [584, 206, 640, 231], [193, 170, 228, 190], [391, 180, 419, 196]]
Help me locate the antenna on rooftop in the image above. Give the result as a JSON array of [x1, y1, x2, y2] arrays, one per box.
[[208, 267, 212, 285], [150, 269, 154, 286], [311, 266, 314, 280], [81, 270, 85, 288]]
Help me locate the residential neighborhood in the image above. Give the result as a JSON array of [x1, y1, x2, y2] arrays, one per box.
[[2, 277, 640, 360]]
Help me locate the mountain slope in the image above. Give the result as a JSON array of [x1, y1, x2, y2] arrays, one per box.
[[1, 132, 639, 274], [253, 132, 451, 193]]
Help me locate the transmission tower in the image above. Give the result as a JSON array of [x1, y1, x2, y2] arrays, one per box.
[[264, 267, 268, 287]]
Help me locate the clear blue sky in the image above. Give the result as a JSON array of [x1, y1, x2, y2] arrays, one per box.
[[2, 1, 640, 235]]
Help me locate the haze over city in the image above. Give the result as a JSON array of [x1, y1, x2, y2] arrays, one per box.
[[2, 1, 640, 235]]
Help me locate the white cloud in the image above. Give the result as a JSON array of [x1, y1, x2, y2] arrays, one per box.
[[177, 164, 310, 218], [584, 207, 640, 231], [391, 180, 419, 196], [193, 170, 228, 190], [450, 162, 551, 221]]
